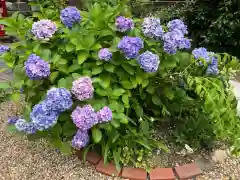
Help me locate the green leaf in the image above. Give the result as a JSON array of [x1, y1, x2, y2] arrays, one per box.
[[49, 72, 59, 83], [91, 2, 102, 18], [121, 80, 134, 89], [111, 118, 120, 128], [122, 94, 129, 107], [146, 85, 155, 94], [11, 93, 20, 103], [113, 149, 121, 172], [152, 95, 161, 105], [77, 52, 89, 65], [0, 82, 10, 89], [92, 67, 103, 75], [92, 128, 102, 143], [95, 88, 107, 96], [66, 43, 75, 52], [58, 78, 72, 89], [134, 140, 151, 150], [99, 74, 111, 89], [104, 63, 115, 72], [82, 35, 95, 49], [59, 142, 72, 155], [142, 79, 149, 88], [41, 49, 51, 61], [52, 54, 61, 64], [91, 44, 102, 50], [122, 64, 134, 75], [134, 104, 143, 117], [68, 64, 80, 72], [112, 88, 125, 97], [7, 125, 17, 132], [164, 88, 175, 100]]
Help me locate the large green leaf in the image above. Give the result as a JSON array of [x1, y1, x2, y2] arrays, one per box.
[[112, 88, 125, 97], [0, 82, 10, 89], [122, 64, 134, 75], [152, 95, 161, 105], [77, 51, 89, 65], [121, 80, 134, 89], [92, 128, 102, 143], [49, 72, 59, 83], [92, 67, 103, 75]]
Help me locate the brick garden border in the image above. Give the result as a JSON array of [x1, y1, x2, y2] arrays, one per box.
[[76, 151, 202, 180]]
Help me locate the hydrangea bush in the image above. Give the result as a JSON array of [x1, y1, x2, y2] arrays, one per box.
[[0, 0, 240, 169]]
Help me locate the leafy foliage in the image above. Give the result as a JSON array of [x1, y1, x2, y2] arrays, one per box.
[[0, 0, 240, 171]]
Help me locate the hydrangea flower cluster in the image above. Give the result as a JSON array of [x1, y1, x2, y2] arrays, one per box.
[[14, 88, 72, 133], [118, 36, 144, 59], [206, 53, 219, 75], [31, 19, 57, 41], [98, 48, 112, 61], [192, 47, 210, 63], [15, 119, 37, 134], [45, 88, 73, 113], [0, 45, 10, 54], [60, 6, 82, 28], [72, 129, 89, 149], [138, 51, 160, 72], [163, 29, 191, 54], [115, 16, 134, 32], [25, 54, 50, 80], [71, 77, 94, 101], [97, 106, 113, 123], [71, 105, 98, 131], [167, 19, 188, 35], [142, 17, 164, 40], [30, 101, 60, 131]]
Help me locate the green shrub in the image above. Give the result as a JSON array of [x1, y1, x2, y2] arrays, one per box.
[[156, 0, 240, 58], [0, 0, 240, 170]]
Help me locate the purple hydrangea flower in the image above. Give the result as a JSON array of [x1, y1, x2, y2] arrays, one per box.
[[97, 106, 112, 123], [138, 51, 160, 72], [8, 116, 18, 125], [167, 19, 188, 35], [98, 48, 112, 61], [0, 45, 10, 54], [118, 36, 144, 59], [30, 101, 59, 131], [45, 88, 73, 113], [116, 16, 134, 32], [192, 47, 210, 62], [163, 30, 190, 54], [142, 17, 164, 39], [72, 129, 89, 149], [60, 6, 82, 28], [25, 54, 50, 80], [31, 19, 57, 41], [15, 119, 37, 134], [206, 53, 219, 75], [71, 105, 98, 131], [71, 77, 94, 101]]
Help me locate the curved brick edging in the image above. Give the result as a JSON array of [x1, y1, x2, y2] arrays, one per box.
[[76, 150, 202, 180]]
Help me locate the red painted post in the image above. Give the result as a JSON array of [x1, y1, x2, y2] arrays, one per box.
[[0, 0, 7, 37]]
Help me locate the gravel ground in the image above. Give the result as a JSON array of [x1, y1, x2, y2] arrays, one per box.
[[0, 101, 120, 180]]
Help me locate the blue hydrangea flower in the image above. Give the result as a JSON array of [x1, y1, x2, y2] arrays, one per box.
[[142, 17, 164, 39], [167, 19, 188, 35], [192, 47, 210, 62], [138, 51, 160, 72], [72, 129, 89, 149], [71, 104, 98, 131], [8, 116, 18, 125], [206, 53, 219, 75], [31, 19, 57, 41], [15, 119, 37, 134], [30, 101, 59, 131], [45, 88, 73, 113], [60, 6, 81, 28], [0, 45, 10, 54], [97, 106, 112, 123], [98, 48, 112, 61], [25, 54, 50, 80], [116, 16, 134, 32], [118, 36, 144, 59], [163, 30, 190, 54]]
